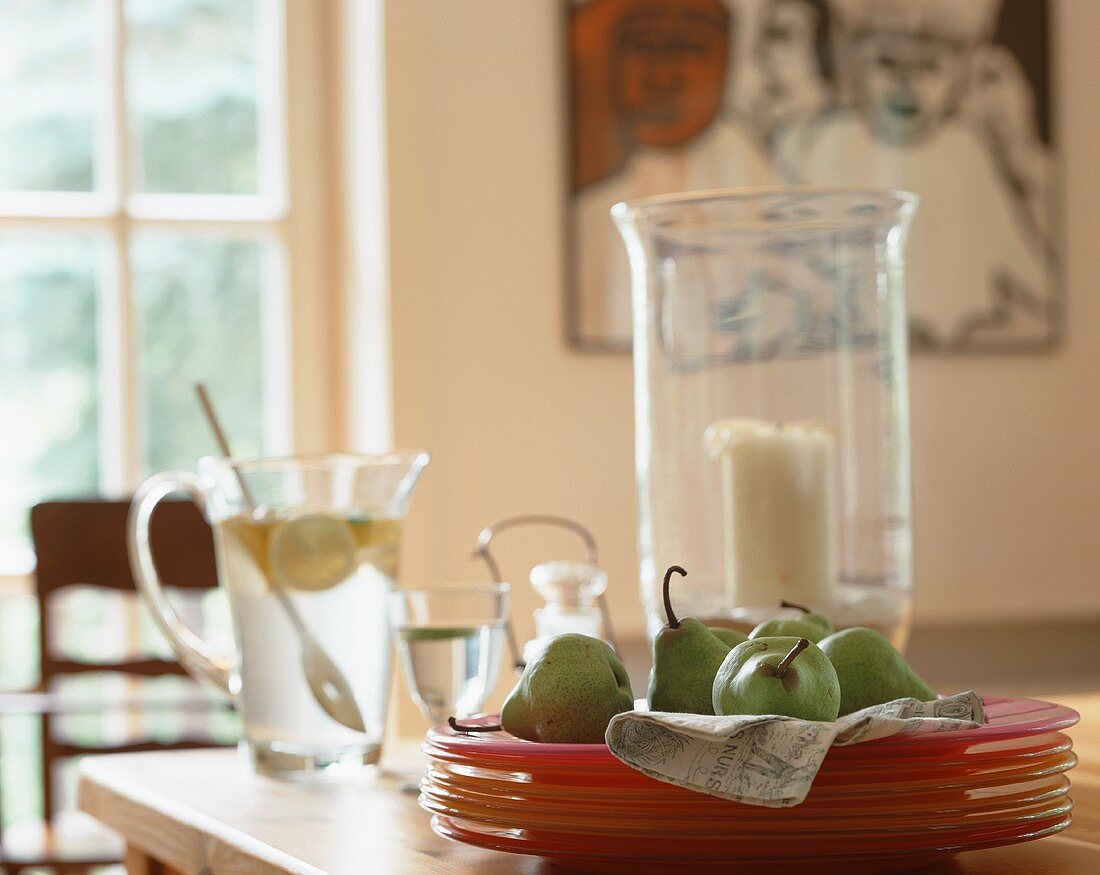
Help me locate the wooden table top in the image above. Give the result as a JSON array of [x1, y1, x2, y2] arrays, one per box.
[[78, 693, 1100, 875]]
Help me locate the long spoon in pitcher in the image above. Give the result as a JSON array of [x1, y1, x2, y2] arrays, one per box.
[[195, 384, 367, 733]]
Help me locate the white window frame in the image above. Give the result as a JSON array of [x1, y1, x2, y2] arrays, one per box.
[[0, 0, 346, 581]]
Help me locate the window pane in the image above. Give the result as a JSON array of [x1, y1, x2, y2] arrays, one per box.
[[0, 233, 101, 563], [0, 0, 97, 192], [127, 0, 262, 195], [132, 232, 273, 473]]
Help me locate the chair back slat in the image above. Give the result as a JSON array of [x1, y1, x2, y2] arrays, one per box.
[[47, 658, 184, 676], [31, 500, 217, 596]]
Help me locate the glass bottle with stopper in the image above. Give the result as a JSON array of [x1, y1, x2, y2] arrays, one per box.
[[473, 515, 619, 669]]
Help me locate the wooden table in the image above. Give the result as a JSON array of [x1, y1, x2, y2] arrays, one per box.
[[79, 694, 1100, 875]]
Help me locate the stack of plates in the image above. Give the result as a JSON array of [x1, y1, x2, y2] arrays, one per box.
[[420, 697, 1078, 874]]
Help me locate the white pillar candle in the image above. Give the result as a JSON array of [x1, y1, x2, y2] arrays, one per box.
[[705, 418, 838, 608]]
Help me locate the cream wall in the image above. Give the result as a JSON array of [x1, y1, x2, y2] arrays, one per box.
[[377, 0, 1100, 674]]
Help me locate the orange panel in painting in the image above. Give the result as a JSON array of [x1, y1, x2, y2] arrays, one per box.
[[569, 0, 729, 191]]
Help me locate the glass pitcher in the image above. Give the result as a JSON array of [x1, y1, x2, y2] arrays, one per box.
[[614, 188, 918, 647], [128, 451, 429, 776]]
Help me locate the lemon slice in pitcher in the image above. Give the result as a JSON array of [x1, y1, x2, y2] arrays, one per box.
[[269, 514, 356, 592]]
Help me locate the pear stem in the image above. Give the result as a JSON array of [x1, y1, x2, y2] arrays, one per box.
[[774, 638, 810, 679], [448, 716, 503, 733], [662, 565, 687, 629], [780, 599, 811, 615]]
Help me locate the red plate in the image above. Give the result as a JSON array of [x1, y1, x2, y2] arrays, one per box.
[[422, 697, 1079, 873], [431, 811, 1073, 874], [427, 697, 1078, 763]]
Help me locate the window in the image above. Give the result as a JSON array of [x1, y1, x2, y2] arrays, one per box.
[[0, 0, 334, 571]]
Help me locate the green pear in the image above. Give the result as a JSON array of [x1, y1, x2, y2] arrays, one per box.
[[499, 633, 633, 743], [818, 627, 936, 716], [648, 566, 733, 714], [750, 600, 834, 644], [712, 637, 840, 721], [709, 627, 749, 648]]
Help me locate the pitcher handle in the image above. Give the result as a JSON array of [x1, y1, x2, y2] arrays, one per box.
[[127, 472, 236, 697]]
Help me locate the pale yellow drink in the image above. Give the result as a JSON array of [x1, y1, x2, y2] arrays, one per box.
[[214, 512, 401, 761]]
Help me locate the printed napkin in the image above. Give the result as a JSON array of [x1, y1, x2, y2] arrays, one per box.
[[605, 691, 984, 808]]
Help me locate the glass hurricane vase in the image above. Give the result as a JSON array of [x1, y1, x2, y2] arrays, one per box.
[[614, 187, 919, 648]]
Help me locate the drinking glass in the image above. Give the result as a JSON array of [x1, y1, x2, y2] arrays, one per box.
[[129, 452, 429, 777], [388, 583, 510, 726]]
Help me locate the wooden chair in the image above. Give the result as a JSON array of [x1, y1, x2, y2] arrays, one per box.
[[0, 499, 236, 874]]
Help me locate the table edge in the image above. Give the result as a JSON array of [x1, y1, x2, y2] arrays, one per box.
[[78, 752, 325, 875]]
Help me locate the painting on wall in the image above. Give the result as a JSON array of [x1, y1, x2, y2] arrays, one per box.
[[567, 0, 1060, 354]]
